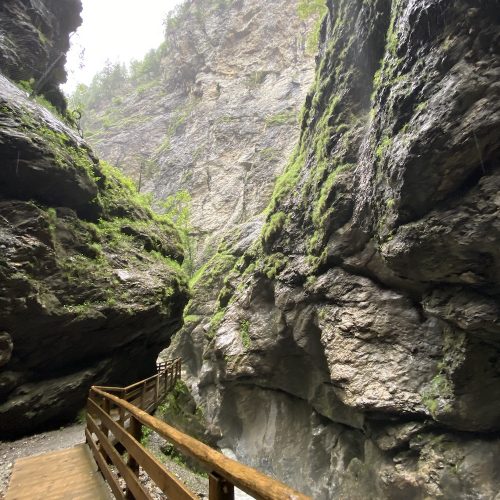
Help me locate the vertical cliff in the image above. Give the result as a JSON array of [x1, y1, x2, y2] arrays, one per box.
[[0, 0, 189, 437], [74, 0, 319, 261], [167, 0, 500, 497]]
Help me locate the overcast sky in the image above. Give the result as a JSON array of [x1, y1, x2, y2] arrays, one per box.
[[63, 0, 184, 94]]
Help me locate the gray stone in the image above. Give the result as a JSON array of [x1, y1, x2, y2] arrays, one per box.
[[0, 332, 13, 367]]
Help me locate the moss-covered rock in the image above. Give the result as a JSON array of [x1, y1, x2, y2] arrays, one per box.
[[0, 0, 81, 111], [0, 74, 189, 437], [176, 0, 500, 498]]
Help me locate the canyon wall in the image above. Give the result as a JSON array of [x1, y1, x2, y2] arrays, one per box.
[[166, 0, 500, 498], [76, 0, 319, 262], [0, 0, 188, 437], [0, 0, 81, 111]]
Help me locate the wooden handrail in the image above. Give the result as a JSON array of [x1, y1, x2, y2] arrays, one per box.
[[89, 385, 309, 500], [85, 358, 309, 500], [96, 359, 180, 394]]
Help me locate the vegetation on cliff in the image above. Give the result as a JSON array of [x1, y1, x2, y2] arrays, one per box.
[[0, 74, 189, 437], [165, 0, 500, 498], [67, 0, 318, 267]]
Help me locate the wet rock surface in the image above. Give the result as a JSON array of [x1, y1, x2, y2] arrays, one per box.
[[0, 0, 81, 111], [78, 0, 318, 262], [164, 0, 500, 497], [0, 8, 189, 437]]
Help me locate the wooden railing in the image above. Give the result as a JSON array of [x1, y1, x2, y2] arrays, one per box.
[[85, 360, 310, 500], [95, 358, 182, 413]]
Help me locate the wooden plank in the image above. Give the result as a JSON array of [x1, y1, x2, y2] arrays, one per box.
[[6, 444, 110, 500], [89, 399, 197, 500], [92, 388, 311, 500], [86, 428, 125, 500], [87, 413, 152, 500], [210, 472, 235, 500]]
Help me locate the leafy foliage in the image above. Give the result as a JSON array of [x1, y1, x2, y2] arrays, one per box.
[[162, 190, 194, 275]]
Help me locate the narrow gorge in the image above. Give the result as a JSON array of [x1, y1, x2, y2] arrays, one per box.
[[1, 0, 499, 499]]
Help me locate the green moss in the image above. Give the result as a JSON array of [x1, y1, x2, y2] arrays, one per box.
[[297, 0, 328, 54], [96, 160, 168, 220], [261, 211, 286, 247], [264, 111, 296, 127], [376, 135, 392, 160], [218, 283, 235, 307], [415, 101, 428, 113], [370, 0, 405, 106], [208, 308, 226, 338], [189, 252, 237, 289], [307, 229, 325, 255], [239, 319, 251, 348], [267, 146, 306, 213], [260, 252, 288, 279], [420, 372, 454, 418], [183, 314, 201, 324], [311, 163, 353, 226], [260, 147, 280, 162], [44, 207, 57, 235]]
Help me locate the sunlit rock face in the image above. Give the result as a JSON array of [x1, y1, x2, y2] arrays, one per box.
[[165, 0, 500, 497], [0, 0, 81, 111], [0, 1, 188, 437], [77, 0, 318, 263]]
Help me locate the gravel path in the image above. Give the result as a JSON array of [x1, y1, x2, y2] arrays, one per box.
[[146, 431, 208, 498], [0, 423, 86, 497]]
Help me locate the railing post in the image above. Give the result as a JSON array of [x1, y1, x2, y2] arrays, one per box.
[[119, 406, 125, 428], [155, 375, 159, 404], [99, 397, 111, 462], [209, 473, 235, 500], [141, 381, 146, 409], [125, 416, 142, 500], [85, 390, 92, 446]]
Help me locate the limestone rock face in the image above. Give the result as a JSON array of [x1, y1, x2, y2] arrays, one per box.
[[78, 0, 317, 262], [165, 0, 500, 497], [0, 0, 81, 111], [0, 4, 188, 437]]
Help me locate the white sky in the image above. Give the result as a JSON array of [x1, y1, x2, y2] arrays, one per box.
[[63, 0, 184, 94]]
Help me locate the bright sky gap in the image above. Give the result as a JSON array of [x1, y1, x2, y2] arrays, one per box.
[[63, 0, 184, 94]]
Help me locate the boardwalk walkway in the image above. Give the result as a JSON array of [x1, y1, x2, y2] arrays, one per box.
[[6, 358, 310, 500], [6, 444, 110, 499]]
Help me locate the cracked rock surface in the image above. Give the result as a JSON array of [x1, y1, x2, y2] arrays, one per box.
[[164, 0, 500, 498], [78, 0, 318, 263]]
